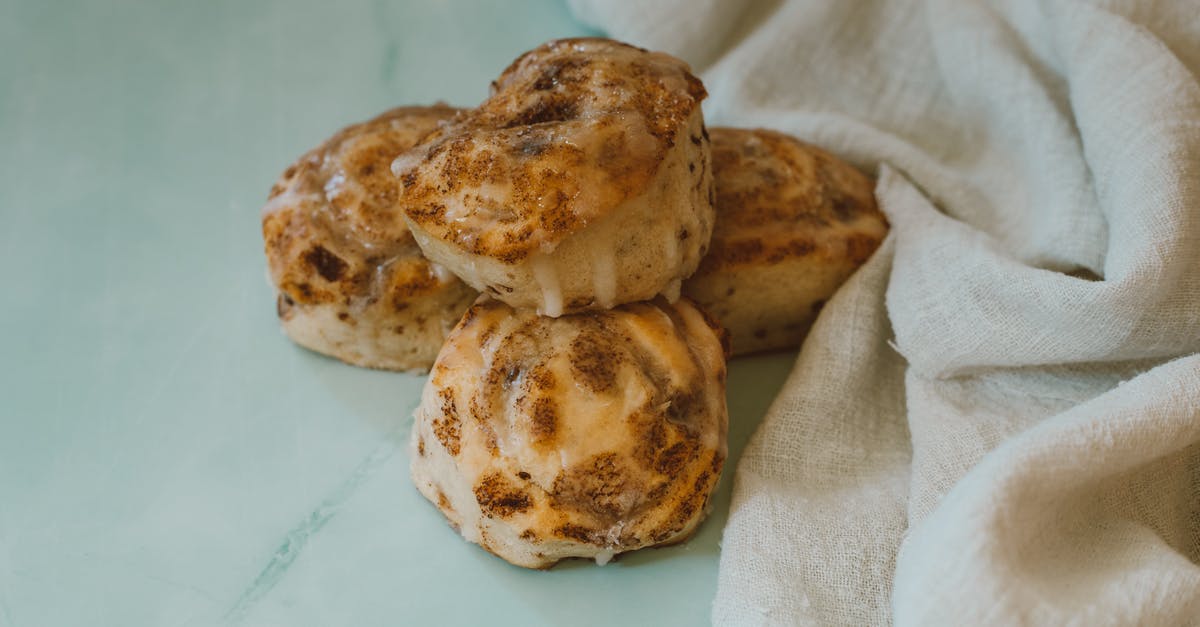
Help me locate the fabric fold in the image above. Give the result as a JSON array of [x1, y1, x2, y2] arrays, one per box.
[[568, 0, 1200, 624]]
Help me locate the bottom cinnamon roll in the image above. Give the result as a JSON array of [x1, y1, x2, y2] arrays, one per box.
[[410, 296, 729, 568]]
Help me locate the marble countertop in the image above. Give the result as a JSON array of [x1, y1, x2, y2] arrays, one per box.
[[0, 1, 795, 624]]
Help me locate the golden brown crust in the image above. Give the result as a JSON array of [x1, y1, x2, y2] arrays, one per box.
[[395, 38, 708, 263], [694, 127, 886, 276], [263, 104, 466, 309]]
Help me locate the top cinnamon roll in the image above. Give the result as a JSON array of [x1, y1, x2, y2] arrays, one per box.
[[394, 38, 714, 316]]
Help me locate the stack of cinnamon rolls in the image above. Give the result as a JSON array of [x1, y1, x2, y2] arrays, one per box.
[[262, 38, 887, 568]]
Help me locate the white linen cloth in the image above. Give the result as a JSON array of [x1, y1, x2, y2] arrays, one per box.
[[568, 1, 1200, 624]]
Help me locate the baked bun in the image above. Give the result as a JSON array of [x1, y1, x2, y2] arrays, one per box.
[[263, 105, 477, 372], [410, 296, 729, 568], [683, 128, 888, 356], [394, 38, 714, 316]]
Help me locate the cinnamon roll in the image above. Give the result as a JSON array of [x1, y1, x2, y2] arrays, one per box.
[[683, 127, 888, 355], [394, 39, 714, 316], [263, 105, 477, 372], [410, 296, 729, 568]]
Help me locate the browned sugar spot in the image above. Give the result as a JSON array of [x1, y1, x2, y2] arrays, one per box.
[[517, 471, 531, 480], [554, 523, 600, 545], [526, 362, 556, 391], [505, 98, 580, 128], [477, 321, 498, 345], [663, 454, 724, 543], [478, 528, 495, 553], [655, 440, 698, 476], [458, 303, 479, 326], [337, 312, 350, 321], [632, 411, 669, 472], [474, 473, 532, 518], [436, 489, 453, 513], [663, 388, 705, 427], [569, 329, 619, 393], [469, 396, 487, 423], [466, 395, 500, 456], [531, 57, 590, 91], [433, 388, 462, 456], [550, 453, 639, 524], [529, 395, 558, 445], [765, 239, 816, 264], [303, 245, 349, 282], [417, 437, 426, 457], [520, 529, 539, 541]]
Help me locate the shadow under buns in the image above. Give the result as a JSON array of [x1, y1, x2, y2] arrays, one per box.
[[683, 127, 889, 356], [410, 296, 729, 568], [395, 38, 714, 316], [262, 105, 478, 372]]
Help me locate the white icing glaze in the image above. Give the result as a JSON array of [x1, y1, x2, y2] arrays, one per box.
[[531, 253, 563, 317], [461, 258, 483, 289], [260, 189, 321, 217], [591, 246, 618, 309], [663, 221, 679, 270], [593, 548, 615, 566], [663, 277, 682, 303], [430, 262, 457, 285], [323, 171, 347, 199], [390, 150, 423, 180]]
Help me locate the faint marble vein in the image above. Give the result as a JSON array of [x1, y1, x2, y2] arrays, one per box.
[[82, 553, 219, 605], [222, 442, 398, 624]]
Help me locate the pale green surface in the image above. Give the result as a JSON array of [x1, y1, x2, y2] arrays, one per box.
[[0, 2, 797, 625]]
